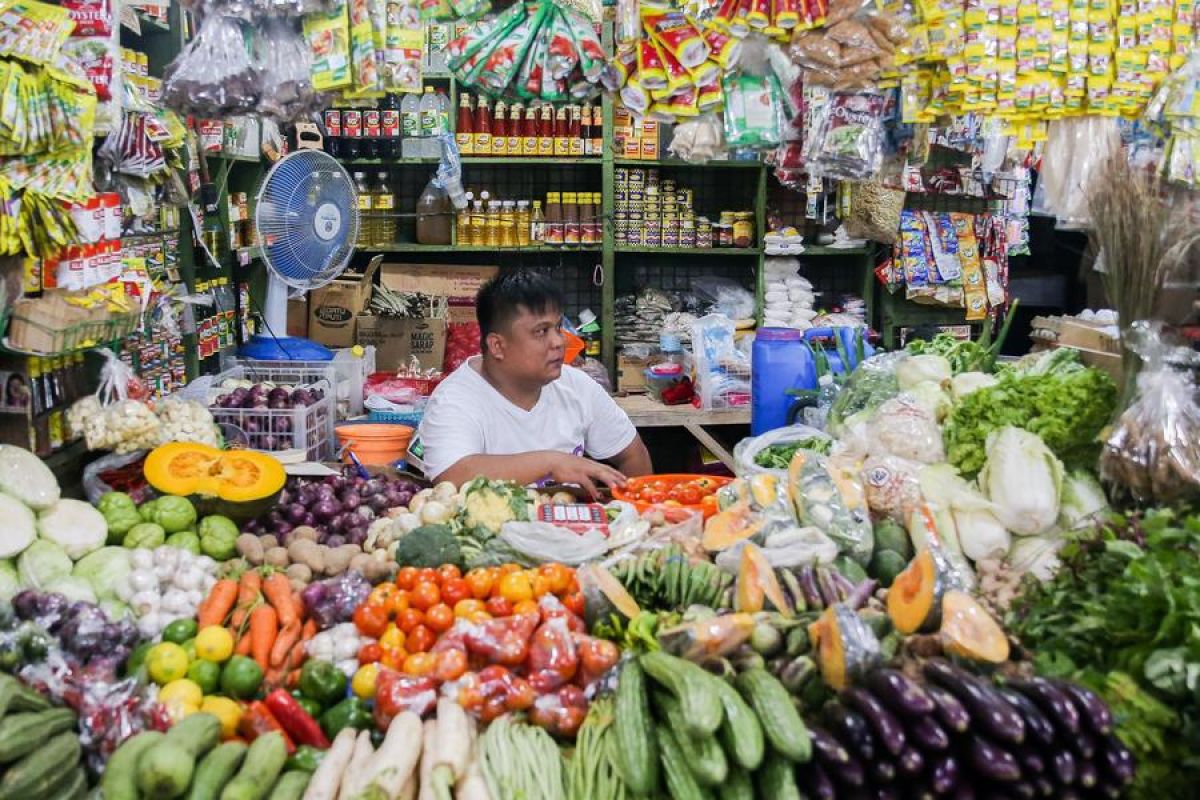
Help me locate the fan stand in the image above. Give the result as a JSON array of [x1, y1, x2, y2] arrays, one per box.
[[238, 272, 335, 361]]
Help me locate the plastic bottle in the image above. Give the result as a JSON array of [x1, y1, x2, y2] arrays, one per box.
[[456, 190, 474, 242], [751, 328, 817, 435], [436, 89, 451, 137], [374, 171, 396, 246], [492, 100, 508, 158], [569, 105, 583, 157], [416, 177, 452, 244], [522, 105, 538, 156], [400, 93, 421, 155], [506, 102, 522, 155], [473, 96, 492, 156], [516, 200, 531, 247], [553, 106, 569, 156], [353, 171, 372, 249], [484, 200, 501, 247], [381, 94, 401, 159], [538, 105, 554, 156], [418, 87, 439, 157], [469, 199, 486, 245], [500, 200, 516, 247], [530, 200, 544, 244], [455, 93, 474, 155]]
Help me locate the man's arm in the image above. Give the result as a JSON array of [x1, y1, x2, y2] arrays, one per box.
[[608, 434, 652, 477]]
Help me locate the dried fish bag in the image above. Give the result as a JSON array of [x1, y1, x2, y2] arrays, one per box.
[[163, 15, 261, 117], [254, 17, 323, 121]]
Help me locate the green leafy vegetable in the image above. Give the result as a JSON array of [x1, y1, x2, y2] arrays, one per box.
[[753, 438, 832, 469]]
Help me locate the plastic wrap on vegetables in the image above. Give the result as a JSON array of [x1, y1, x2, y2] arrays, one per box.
[[733, 423, 834, 478], [713, 521, 838, 571], [254, 17, 322, 122], [906, 502, 975, 592], [827, 351, 904, 434], [787, 450, 874, 564], [860, 453, 922, 521], [865, 395, 945, 464]]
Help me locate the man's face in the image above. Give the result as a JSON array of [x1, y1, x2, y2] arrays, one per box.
[[486, 304, 565, 385]]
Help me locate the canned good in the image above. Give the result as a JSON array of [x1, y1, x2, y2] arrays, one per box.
[[629, 189, 645, 205], [628, 209, 644, 222], [681, 220, 696, 247], [719, 211, 736, 226], [614, 210, 629, 223], [733, 211, 754, 248], [663, 230, 679, 247], [715, 223, 733, 247], [629, 169, 646, 186]]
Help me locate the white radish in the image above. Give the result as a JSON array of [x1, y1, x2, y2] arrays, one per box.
[[416, 719, 439, 800], [433, 698, 472, 781], [357, 711, 424, 798], [337, 730, 376, 800], [303, 727, 356, 800]]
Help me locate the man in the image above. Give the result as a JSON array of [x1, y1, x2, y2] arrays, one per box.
[[416, 270, 652, 495]]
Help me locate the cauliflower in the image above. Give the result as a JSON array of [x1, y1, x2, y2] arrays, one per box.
[[460, 479, 530, 533]]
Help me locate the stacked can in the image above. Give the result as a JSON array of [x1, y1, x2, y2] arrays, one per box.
[[614, 167, 629, 244]]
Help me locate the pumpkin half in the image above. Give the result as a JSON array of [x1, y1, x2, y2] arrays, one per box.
[[809, 603, 881, 690], [940, 590, 1010, 664], [144, 442, 286, 521]]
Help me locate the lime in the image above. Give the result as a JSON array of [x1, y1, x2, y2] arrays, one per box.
[[161, 618, 198, 645], [181, 637, 197, 662], [125, 641, 153, 676], [187, 659, 221, 695], [195, 626, 234, 663], [220, 655, 263, 700], [146, 642, 189, 686]]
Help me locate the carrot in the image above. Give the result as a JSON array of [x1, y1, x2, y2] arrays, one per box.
[[236, 631, 252, 657], [286, 668, 302, 689], [270, 620, 302, 668], [262, 572, 301, 627], [249, 604, 278, 671], [230, 570, 262, 631], [302, 618, 318, 641], [197, 579, 239, 628]]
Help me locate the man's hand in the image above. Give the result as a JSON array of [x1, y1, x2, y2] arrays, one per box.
[[546, 452, 627, 498]]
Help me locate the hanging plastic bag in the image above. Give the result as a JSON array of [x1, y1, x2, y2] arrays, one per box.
[[803, 91, 886, 180], [254, 18, 321, 122], [163, 15, 261, 117], [723, 74, 786, 149]]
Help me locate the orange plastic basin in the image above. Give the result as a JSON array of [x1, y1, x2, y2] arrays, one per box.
[[335, 423, 414, 466]]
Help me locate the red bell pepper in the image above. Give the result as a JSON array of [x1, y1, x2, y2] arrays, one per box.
[[264, 689, 331, 749], [238, 701, 297, 754]]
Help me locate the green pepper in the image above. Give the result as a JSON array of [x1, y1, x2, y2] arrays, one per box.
[[291, 692, 323, 720], [299, 659, 347, 707], [285, 745, 325, 774], [319, 697, 372, 739]]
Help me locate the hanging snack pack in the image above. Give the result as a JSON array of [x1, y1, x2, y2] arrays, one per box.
[[802, 91, 886, 179], [723, 73, 786, 148]]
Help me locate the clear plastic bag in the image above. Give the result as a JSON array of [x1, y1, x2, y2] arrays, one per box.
[[788, 451, 874, 563], [668, 113, 728, 162], [723, 74, 786, 150], [860, 453, 922, 521], [692, 276, 756, 320], [865, 395, 945, 464], [254, 17, 322, 122], [1100, 322, 1200, 504], [803, 91, 886, 180], [691, 314, 751, 410], [733, 424, 834, 478], [827, 351, 904, 434], [163, 15, 260, 117]]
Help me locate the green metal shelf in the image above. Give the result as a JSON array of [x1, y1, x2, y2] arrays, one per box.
[[207, 152, 260, 164], [361, 243, 603, 253], [614, 246, 761, 256], [796, 245, 876, 256], [613, 158, 765, 169], [132, 9, 170, 32], [342, 157, 438, 165]]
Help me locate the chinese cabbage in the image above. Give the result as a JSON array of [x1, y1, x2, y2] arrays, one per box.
[[897, 354, 952, 390], [1059, 470, 1109, 530], [73, 546, 132, 600], [979, 427, 1063, 536]]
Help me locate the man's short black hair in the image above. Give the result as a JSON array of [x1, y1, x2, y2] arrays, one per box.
[[476, 270, 564, 350]]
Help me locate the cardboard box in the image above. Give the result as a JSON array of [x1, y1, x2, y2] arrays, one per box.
[[379, 263, 497, 300], [287, 298, 308, 338], [617, 354, 648, 393], [358, 316, 448, 371], [309, 256, 381, 347]]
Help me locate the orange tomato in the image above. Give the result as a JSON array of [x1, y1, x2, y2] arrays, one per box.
[[426, 604, 454, 633], [380, 648, 407, 671], [440, 578, 471, 608], [402, 652, 436, 676], [407, 624, 436, 653], [561, 592, 585, 617], [353, 604, 388, 638], [512, 599, 539, 616], [454, 598, 485, 618], [531, 574, 553, 598], [395, 566, 418, 591], [416, 568, 439, 585], [367, 584, 396, 607], [411, 581, 441, 611], [700, 495, 719, 516], [434, 649, 468, 681], [676, 485, 702, 505], [538, 564, 573, 595], [379, 623, 406, 652], [389, 591, 410, 616], [396, 608, 425, 634], [485, 596, 513, 617], [357, 642, 383, 665], [466, 609, 493, 624], [496, 563, 523, 576], [498, 572, 534, 604], [436, 564, 462, 583], [464, 569, 494, 600]]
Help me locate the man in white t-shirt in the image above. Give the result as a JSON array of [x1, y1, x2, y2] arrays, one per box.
[[415, 270, 652, 495]]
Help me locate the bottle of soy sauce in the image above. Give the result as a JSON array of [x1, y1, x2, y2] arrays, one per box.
[[323, 108, 342, 157]]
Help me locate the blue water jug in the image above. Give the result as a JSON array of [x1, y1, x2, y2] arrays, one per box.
[[752, 328, 819, 435]]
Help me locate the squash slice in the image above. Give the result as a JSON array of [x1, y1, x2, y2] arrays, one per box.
[[144, 442, 286, 521], [577, 562, 641, 629], [735, 543, 793, 617], [809, 603, 881, 690], [886, 546, 960, 635], [702, 500, 764, 551], [940, 590, 1010, 664]]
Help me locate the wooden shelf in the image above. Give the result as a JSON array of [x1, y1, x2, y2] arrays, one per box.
[[614, 246, 761, 256], [613, 158, 765, 169]]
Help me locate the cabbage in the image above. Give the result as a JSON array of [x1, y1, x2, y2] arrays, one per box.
[[953, 508, 1012, 562], [0, 444, 60, 510], [1059, 470, 1109, 529], [37, 498, 106, 560], [905, 381, 953, 422], [73, 546, 132, 600], [979, 427, 1063, 536], [0, 560, 18, 601], [1009, 533, 1066, 581], [918, 463, 1011, 562], [897, 354, 952, 390], [45, 575, 97, 604], [950, 371, 998, 401], [0, 493, 36, 559], [17, 539, 73, 589], [99, 599, 131, 621]]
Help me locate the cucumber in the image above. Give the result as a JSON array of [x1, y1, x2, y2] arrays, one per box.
[[755, 755, 802, 800], [266, 771, 311, 800], [656, 691, 727, 787], [0, 707, 76, 762], [640, 651, 723, 736], [137, 712, 222, 799], [734, 669, 811, 763], [55, 766, 87, 800], [613, 660, 658, 795], [0, 675, 50, 718], [0, 730, 80, 800], [102, 730, 165, 800], [186, 741, 247, 800], [712, 678, 765, 771], [718, 765, 755, 800], [656, 725, 713, 800], [26, 754, 84, 800], [221, 731, 289, 800]]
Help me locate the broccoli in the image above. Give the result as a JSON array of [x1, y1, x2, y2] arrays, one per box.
[[391, 524, 463, 569]]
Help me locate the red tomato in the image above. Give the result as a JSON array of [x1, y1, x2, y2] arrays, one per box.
[[676, 486, 702, 505], [357, 642, 383, 665], [465, 569, 494, 600], [397, 608, 425, 634], [395, 566, 418, 591], [415, 568, 439, 585], [407, 624, 436, 653], [353, 604, 388, 638], [440, 578, 471, 608], [561, 592, 585, 617], [436, 564, 462, 583], [389, 591, 410, 616], [485, 596, 513, 617], [434, 649, 469, 681], [646, 491, 667, 504], [426, 603, 455, 633], [411, 581, 441, 611]]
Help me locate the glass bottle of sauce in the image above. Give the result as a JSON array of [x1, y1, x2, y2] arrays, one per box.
[[472, 96, 491, 156], [563, 192, 579, 246], [506, 103, 522, 156], [537, 105, 554, 156], [522, 105, 538, 156], [579, 192, 596, 245], [589, 106, 603, 155], [553, 106, 569, 156], [580, 104, 592, 156], [544, 193, 563, 246], [491, 100, 507, 157], [455, 93, 474, 155], [569, 105, 583, 157], [516, 200, 531, 246], [530, 200, 545, 244]]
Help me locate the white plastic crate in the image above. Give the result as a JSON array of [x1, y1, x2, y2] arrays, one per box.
[[227, 347, 376, 419]]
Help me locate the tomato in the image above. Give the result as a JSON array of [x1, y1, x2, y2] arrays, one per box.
[[434, 649, 468, 682], [436, 564, 462, 583], [367, 584, 397, 608], [454, 598, 485, 618], [402, 652, 436, 676], [416, 568, 439, 585], [498, 572, 534, 604], [538, 564, 573, 596], [465, 569, 494, 600], [561, 592, 585, 617], [700, 494, 720, 516], [357, 642, 383, 665], [411, 581, 441, 611], [466, 609, 493, 623], [531, 573, 553, 598], [646, 491, 667, 504], [440, 578, 471, 608], [512, 599, 539, 616], [485, 596, 513, 617], [676, 485, 702, 505], [353, 604, 388, 638], [407, 625, 436, 653], [650, 479, 670, 492], [379, 623, 406, 652], [496, 563, 523, 576], [380, 648, 407, 671], [397, 608, 425, 634], [389, 591, 410, 616], [426, 603, 455, 633], [395, 566, 418, 591]]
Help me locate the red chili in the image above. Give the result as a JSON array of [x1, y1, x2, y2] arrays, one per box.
[[238, 701, 297, 754], [264, 689, 331, 749]]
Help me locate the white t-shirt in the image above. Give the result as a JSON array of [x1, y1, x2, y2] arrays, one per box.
[[414, 357, 637, 481]]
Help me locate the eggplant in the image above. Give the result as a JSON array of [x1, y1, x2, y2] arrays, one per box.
[[1073, 730, 1096, 760], [779, 655, 817, 693], [906, 714, 950, 751], [1033, 777, 1054, 797], [871, 758, 896, 784], [798, 565, 824, 609], [843, 687, 907, 757], [1009, 782, 1035, 800], [1050, 749, 1077, 786], [1009, 678, 1080, 737], [1015, 747, 1044, 776], [996, 688, 1055, 747], [867, 668, 936, 717], [897, 746, 925, 776], [809, 725, 851, 766], [825, 704, 877, 761], [1076, 759, 1098, 788], [797, 761, 837, 800], [780, 569, 808, 613], [951, 786, 976, 800], [815, 567, 842, 607], [965, 734, 1021, 782], [829, 568, 856, 600], [1092, 783, 1123, 799], [929, 753, 960, 795], [846, 578, 879, 610], [923, 660, 1025, 746], [926, 684, 971, 733], [1098, 733, 1136, 786], [1052, 680, 1114, 735], [873, 780, 900, 798], [831, 752, 866, 788]]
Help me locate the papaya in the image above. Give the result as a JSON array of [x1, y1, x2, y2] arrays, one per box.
[[809, 604, 881, 690], [939, 590, 1010, 664], [703, 501, 764, 551]]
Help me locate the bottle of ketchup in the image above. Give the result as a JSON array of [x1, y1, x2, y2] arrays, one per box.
[[455, 93, 474, 155], [473, 96, 492, 156]]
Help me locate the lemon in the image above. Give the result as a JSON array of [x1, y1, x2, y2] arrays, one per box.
[[158, 679, 203, 722], [146, 642, 189, 685], [200, 696, 243, 739], [351, 663, 380, 699], [195, 626, 235, 663]]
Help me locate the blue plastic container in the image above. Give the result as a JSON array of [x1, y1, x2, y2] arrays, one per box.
[[752, 328, 818, 435]]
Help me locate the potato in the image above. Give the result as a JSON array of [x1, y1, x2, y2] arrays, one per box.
[[289, 539, 326, 573], [264, 546, 290, 568], [325, 544, 359, 575], [285, 563, 313, 585], [236, 533, 264, 565], [291, 526, 320, 542], [363, 559, 394, 583], [260, 534, 279, 550]]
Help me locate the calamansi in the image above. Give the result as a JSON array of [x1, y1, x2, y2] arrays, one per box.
[[195, 626, 234, 663], [158, 678, 202, 720], [146, 642, 189, 685], [200, 696, 243, 739]]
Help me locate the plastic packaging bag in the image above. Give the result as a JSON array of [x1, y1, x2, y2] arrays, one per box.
[[860, 453, 922, 521], [498, 521, 611, 565], [803, 92, 886, 180], [723, 74, 786, 150], [163, 15, 260, 117], [865, 395, 945, 464], [82, 450, 151, 505], [1101, 322, 1200, 504], [254, 18, 321, 122], [691, 314, 751, 410], [733, 424, 833, 478], [787, 450, 874, 564], [827, 351, 904, 434], [692, 276, 756, 320]]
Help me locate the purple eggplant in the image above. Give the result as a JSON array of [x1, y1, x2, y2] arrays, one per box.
[[1076, 759, 1098, 788], [965, 734, 1021, 782], [1073, 730, 1096, 760], [809, 725, 851, 767], [996, 688, 1055, 748], [870, 759, 896, 784], [798, 566, 824, 610], [873, 784, 900, 800], [1033, 777, 1054, 797], [926, 684, 971, 734], [1015, 747, 1045, 776], [831, 753, 866, 788], [780, 570, 806, 612], [1051, 749, 1077, 786], [1052, 681, 1114, 736], [1009, 678, 1080, 737], [929, 753, 960, 794], [866, 668, 936, 717], [905, 714, 950, 751], [796, 762, 836, 800], [1093, 785, 1122, 800], [951, 787, 976, 800], [1010, 782, 1036, 800], [846, 578, 879, 610], [843, 687, 907, 757], [897, 746, 924, 775], [923, 660, 1025, 746], [1098, 733, 1135, 786], [825, 704, 876, 761], [815, 567, 843, 607]]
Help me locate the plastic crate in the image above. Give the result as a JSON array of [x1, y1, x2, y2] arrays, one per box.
[[368, 410, 424, 427], [226, 347, 376, 419]]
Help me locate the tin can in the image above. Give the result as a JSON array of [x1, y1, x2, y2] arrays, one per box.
[[733, 211, 754, 248]]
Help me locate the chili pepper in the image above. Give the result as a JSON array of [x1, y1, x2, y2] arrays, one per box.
[[238, 701, 297, 754], [265, 689, 331, 749]]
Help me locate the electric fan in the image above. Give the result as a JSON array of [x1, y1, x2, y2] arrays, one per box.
[[239, 149, 360, 360]]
